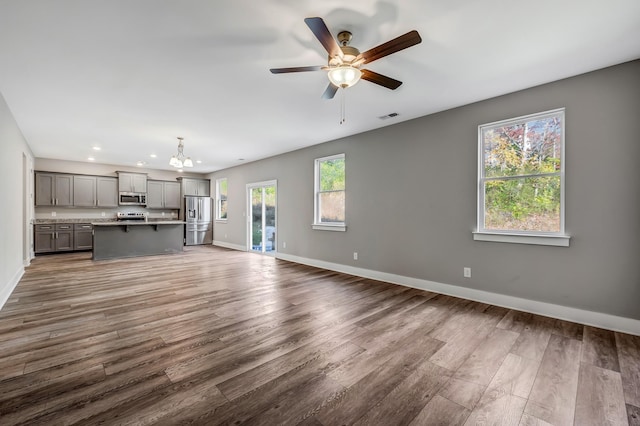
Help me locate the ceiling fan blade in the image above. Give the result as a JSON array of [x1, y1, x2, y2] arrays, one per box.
[[356, 30, 422, 65], [270, 66, 323, 74], [361, 69, 403, 90], [304, 17, 343, 59], [322, 83, 339, 100]]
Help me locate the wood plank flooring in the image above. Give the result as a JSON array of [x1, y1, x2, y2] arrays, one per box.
[[0, 246, 638, 425]]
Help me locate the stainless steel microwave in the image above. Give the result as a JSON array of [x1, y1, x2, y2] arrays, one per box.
[[119, 192, 146, 206]]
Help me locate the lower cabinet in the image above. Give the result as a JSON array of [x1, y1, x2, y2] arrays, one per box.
[[35, 223, 93, 253], [34, 225, 55, 253], [54, 224, 74, 251], [74, 224, 94, 250]]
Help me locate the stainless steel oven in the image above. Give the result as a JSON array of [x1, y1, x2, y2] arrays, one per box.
[[119, 192, 146, 206]]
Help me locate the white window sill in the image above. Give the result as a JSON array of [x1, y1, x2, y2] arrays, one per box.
[[473, 231, 570, 247], [312, 224, 346, 232], [215, 219, 228, 224]]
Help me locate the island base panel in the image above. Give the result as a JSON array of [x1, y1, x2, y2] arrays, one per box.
[[93, 224, 183, 260]]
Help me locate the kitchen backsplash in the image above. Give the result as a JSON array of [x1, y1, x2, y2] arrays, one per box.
[[34, 206, 178, 221]]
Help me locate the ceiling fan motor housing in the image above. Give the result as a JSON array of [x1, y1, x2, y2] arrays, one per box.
[[329, 46, 360, 66], [330, 31, 360, 65]]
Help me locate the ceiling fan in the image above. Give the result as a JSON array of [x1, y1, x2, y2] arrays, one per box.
[[270, 17, 422, 100]]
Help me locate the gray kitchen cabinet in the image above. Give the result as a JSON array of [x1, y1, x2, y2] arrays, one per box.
[[34, 223, 75, 253], [146, 180, 164, 208], [179, 178, 210, 196], [34, 225, 55, 253], [164, 182, 181, 208], [74, 223, 93, 250], [73, 176, 118, 207], [147, 180, 181, 209], [55, 224, 74, 251], [97, 177, 118, 207], [35, 172, 74, 206], [73, 175, 97, 207], [118, 172, 147, 193]]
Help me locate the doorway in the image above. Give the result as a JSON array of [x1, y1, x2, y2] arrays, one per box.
[[247, 180, 277, 255]]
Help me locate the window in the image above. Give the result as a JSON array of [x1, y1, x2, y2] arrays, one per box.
[[475, 108, 569, 246], [313, 153, 346, 231], [216, 178, 228, 220]]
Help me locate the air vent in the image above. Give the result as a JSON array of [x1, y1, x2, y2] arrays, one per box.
[[378, 112, 399, 120]]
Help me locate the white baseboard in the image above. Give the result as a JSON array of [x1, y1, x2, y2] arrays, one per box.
[[276, 253, 640, 337], [0, 266, 24, 312], [213, 240, 247, 252]]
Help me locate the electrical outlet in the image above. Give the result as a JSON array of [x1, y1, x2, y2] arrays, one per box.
[[282, 241, 286, 248], [101, 212, 106, 217], [51, 211, 56, 217], [464, 267, 471, 278], [224, 233, 227, 239], [161, 212, 165, 217], [353, 252, 358, 260]]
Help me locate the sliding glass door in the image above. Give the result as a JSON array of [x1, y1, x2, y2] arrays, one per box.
[[247, 181, 276, 255]]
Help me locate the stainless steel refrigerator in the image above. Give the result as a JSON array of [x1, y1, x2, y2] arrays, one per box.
[[184, 196, 213, 245]]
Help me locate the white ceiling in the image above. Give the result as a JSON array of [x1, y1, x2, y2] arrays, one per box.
[[1, 1, 639, 173]]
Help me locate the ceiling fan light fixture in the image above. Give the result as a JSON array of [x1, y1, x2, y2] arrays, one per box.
[[328, 65, 362, 88]]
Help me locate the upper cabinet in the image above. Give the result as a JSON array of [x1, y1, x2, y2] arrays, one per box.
[[35, 172, 73, 206], [36, 172, 119, 208], [179, 178, 210, 197], [73, 176, 119, 207], [146, 180, 164, 209], [164, 182, 181, 208], [97, 177, 118, 207], [73, 175, 97, 207], [147, 180, 181, 209], [117, 172, 147, 193]]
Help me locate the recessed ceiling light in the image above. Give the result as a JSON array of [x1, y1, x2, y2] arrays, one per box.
[[150, 154, 157, 158], [136, 161, 146, 166], [196, 160, 202, 164], [92, 146, 101, 151], [88, 157, 95, 161], [238, 158, 245, 161]]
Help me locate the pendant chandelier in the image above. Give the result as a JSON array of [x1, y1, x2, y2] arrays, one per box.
[[169, 137, 193, 168]]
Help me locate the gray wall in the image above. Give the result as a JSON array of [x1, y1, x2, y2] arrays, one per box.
[[209, 60, 640, 320], [0, 91, 33, 306]]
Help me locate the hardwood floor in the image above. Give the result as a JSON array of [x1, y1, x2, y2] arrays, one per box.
[[0, 246, 638, 425]]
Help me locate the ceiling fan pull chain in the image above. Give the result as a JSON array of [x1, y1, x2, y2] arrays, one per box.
[[340, 88, 346, 125]]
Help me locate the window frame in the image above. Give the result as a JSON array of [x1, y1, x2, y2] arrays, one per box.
[[215, 177, 228, 222], [313, 153, 346, 232], [474, 108, 570, 247]]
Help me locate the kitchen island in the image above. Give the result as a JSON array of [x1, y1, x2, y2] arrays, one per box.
[[92, 220, 185, 260]]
